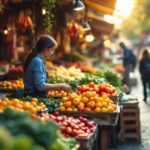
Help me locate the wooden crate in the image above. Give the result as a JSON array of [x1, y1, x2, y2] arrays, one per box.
[[59, 106, 120, 126], [76, 126, 98, 150], [120, 108, 141, 143], [120, 101, 139, 109]]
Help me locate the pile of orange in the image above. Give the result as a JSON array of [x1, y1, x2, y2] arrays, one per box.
[[58, 91, 117, 112], [0, 80, 24, 90], [48, 90, 68, 97], [0, 97, 46, 114]]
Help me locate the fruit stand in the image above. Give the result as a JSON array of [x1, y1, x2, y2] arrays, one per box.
[[0, 64, 123, 150]]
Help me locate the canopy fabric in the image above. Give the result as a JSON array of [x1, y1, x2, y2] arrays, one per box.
[[84, 0, 117, 15]]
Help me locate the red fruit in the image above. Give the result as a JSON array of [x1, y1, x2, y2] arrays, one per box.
[[63, 122, 68, 126], [86, 122, 94, 128], [54, 112, 59, 116], [77, 86, 82, 91], [94, 87, 99, 93], [66, 127, 73, 134], [89, 82, 95, 88], [79, 122, 85, 127]]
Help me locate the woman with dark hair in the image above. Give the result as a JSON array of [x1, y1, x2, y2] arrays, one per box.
[[139, 49, 150, 102], [23, 35, 71, 98]]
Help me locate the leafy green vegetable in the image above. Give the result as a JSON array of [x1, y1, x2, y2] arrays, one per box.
[[21, 96, 60, 114], [102, 71, 123, 92], [0, 108, 76, 150]]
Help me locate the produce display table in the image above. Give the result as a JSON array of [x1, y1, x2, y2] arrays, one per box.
[[59, 106, 120, 150]]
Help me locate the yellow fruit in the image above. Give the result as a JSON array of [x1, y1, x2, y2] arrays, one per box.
[[61, 97, 68, 102], [59, 106, 66, 111], [73, 98, 80, 106], [94, 107, 102, 112], [66, 107, 73, 111], [96, 102, 103, 108], [68, 93, 78, 100], [84, 107, 92, 112], [87, 101, 95, 109], [102, 102, 108, 107], [107, 106, 114, 112], [30, 107, 37, 114], [77, 102, 85, 110], [81, 97, 89, 103], [64, 101, 72, 107], [31, 98, 38, 103], [102, 107, 108, 112]]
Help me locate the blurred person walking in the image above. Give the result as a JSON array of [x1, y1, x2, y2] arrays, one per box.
[[139, 49, 150, 102], [119, 42, 137, 94]]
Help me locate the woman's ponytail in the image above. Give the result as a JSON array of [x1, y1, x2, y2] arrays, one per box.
[[23, 47, 37, 71]]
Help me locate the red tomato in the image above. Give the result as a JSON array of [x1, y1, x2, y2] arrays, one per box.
[[89, 82, 95, 88], [93, 87, 99, 93], [77, 86, 82, 91]]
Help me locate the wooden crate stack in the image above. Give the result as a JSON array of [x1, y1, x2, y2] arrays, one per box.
[[120, 101, 141, 143]]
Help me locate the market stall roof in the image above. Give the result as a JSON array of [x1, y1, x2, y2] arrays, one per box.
[[84, 0, 117, 15], [84, 0, 117, 35]]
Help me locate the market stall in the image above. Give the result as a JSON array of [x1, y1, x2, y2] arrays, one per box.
[[0, 0, 141, 150]]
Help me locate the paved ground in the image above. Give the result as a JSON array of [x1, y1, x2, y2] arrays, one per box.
[[110, 69, 150, 150]]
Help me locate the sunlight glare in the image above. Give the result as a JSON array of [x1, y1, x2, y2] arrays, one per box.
[[115, 0, 135, 17]]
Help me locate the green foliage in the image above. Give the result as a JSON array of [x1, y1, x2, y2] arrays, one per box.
[[0, 125, 44, 150], [22, 96, 60, 114], [121, 0, 150, 39], [0, 108, 76, 150], [0, 108, 59, 149], [102, 71, 123, 92], [42, 0, 56, 33]]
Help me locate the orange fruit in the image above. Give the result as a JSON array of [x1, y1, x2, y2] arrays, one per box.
[[107, 106, 114, 112], [102, 102, 108, 107], [68, 93, 78, 100], [81, 97, 89, 103], [64, 101, 72, 107], [1, 101, 8, 107], [102, 95, 108, 99], [73, 98, 80, 106], [1, 97, 9, 102], [59, 106, 66, 111], [31, 98, 38, 103], [61, 97, 68, 102], [84, 107, 92, 112], [94, 107, 102, 112], [66, 107, 73, 112], [96, 102, 103, 108], [30, 107, 37, 114], [78, 102, 85, 110], [87, 101, 95, 109], [31, 101, 37, 106], [101, 107, 108, 112], [16, 103, 23, 109], [111, 104, 117, 110]]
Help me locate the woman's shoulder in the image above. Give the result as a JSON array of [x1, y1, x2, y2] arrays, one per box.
[[32, 56, 44, 64]]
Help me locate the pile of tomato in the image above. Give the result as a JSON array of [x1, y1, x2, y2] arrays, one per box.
[[77, 82, 118, 97]]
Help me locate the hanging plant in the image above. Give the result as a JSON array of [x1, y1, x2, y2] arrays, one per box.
[[42, 0, 56, 33], [0, 0, 4, 13]]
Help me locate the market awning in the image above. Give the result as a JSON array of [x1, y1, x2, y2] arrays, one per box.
[[84, 0, 117, 15]]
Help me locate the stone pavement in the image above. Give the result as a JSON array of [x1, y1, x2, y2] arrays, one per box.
[[110, 69, 150, 150]]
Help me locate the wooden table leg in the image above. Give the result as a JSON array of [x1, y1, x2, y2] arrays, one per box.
[[100, 128, 108, 150]]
